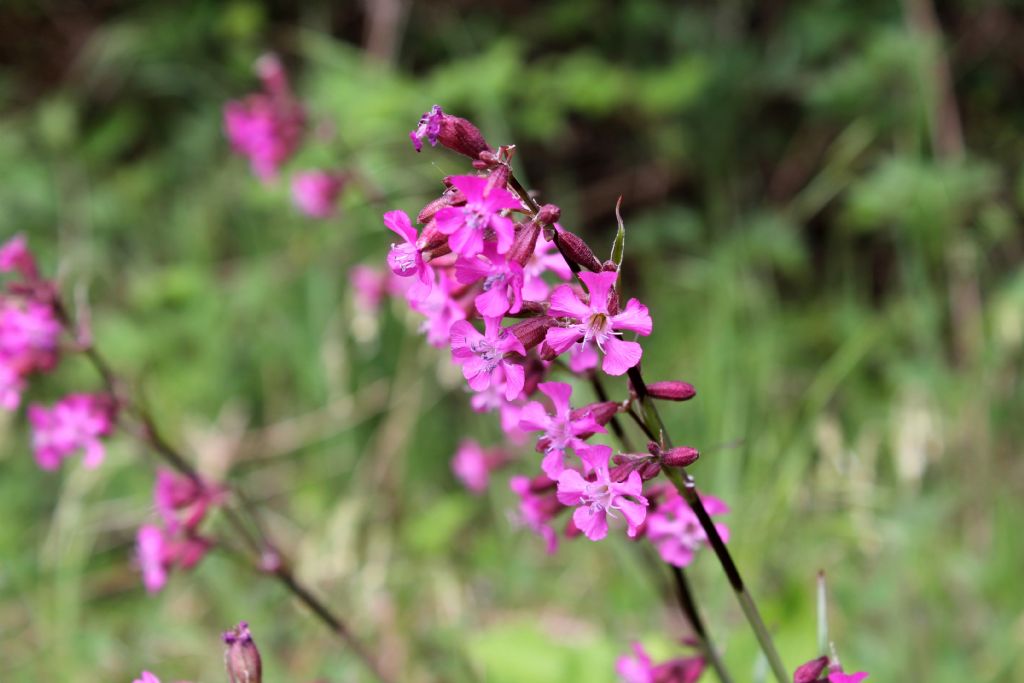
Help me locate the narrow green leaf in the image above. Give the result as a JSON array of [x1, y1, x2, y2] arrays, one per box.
[[611, 195, 626, 282]]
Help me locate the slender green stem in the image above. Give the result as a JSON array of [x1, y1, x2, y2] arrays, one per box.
[[672, 565, 735, 683]]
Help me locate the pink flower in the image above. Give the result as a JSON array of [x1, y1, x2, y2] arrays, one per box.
[[434, 175, 520, 258], [133, 672, 162, 683], [450, 317, 526, 400], [349, 265, 388, 313], [521, 236, 571, 301], [616, 642, 655, 683], [408, 272, 466, 348], [0, 298, 62, 373], [519, 382, 604, 478], [291, 170, 346, 218], [155, 469, 222, 533], [451, 439, 507, 493], [829, 673, 869, 683], [410, 105, 444, 152], [385, 210, 434, 302], [28, 393, 115, 470], [0, 234, 38, 281], [616, 642, 704, 683], [545, 271, 652, 376], [224, 54, 305, 181], [0, 360, 25, 410], [556, 444, 649, 541], [136, 522, 212, 594], [455, 244, 525, 317], [509, 475, 560, 553], [645, 489, 729, 568]]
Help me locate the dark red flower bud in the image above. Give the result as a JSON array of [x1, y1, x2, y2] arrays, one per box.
[[647, 381, 697, 402], [601, 259, 618, 272], [508, 220, 541, 266], [485, 164, 510, 195], [417, 187, 465, 224], [555, 230, 602, 272], [638, 461, 662, 480], [438, 114, 493, 160], [504, 300, 549, 318], [536, 203, 561, 226], [509, 316, 554, 350], [661, 446, 699, 468], [416, 218, 449, 252], [572, 401, 620, 426], [223, 622, 262, 683], [794, 656, 829, 683]]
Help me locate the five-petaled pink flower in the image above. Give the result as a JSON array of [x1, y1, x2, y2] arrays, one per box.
[[410, 104, 444, 152], [556, 444, 648, 541], [385, 210, 434, 302], [545, 270, 652, 376], [291, 170, 346, 218], [455, 243, 525, 317], [434, 175, 520, 258], [451, 439, 507, 494], [645, 488, 729, 568], [28, 393, 115, 470], [519, 381, 604, 478], [0, 298, 62, 373], [449, 317, 526, 400]]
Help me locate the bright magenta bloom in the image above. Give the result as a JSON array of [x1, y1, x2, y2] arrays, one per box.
[[0, 234, 38, 280], [434, 175, 520, 258], [291, 170, 346, 218], [545, 270, 652, 376], [450, 317, 526, 400], [556, 444, 649, 541], [829, 673, 869, 683], [28, 393, 115, 470], [519, 381, 604, 478], [223, 54, 305, 181], [645, 489, 729, 567], [155, 469, 222, 533], [349, 265, 389, 314], [385, 210, 434, 302], [0, 298, 62, 373], [0, 361, 25, 410], [451, 439, 508, 493], [136, 522, 212, 594], [455, 244, 525, 317]]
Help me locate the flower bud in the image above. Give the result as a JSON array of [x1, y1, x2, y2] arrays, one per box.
[[647, 381, 697, 402], [223, 622, 262, 683], [601, 259, 618, 272], [485, 164, 510, 195], [661, 446, 699, 468], [555, 230, 602, 272], [794, 656, 829, 683], [508, 220, 541, 266], [504, 300, 548, 318], [509, 316, 553, 350], [417, 186, 465, 224], [572, 401, 620, 426], [536, 204, 561, 226], [410, 106, 493, 160]]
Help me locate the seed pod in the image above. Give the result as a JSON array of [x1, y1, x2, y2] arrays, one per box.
[[439, 115, 493, 160], [508, 220, 541, 266], [223, 622, 262, 683]]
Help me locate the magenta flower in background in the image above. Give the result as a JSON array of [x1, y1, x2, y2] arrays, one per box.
[[451, 439, 508, 494], [155, 469, 221, 533], [0, 234, 38, 281], [616, 642, 704, 683], [509, 475, 560, 553], [434, 175, 520, 258], [450, 317, 526, 400], [133, 672, 162, 683], [0, 361, 25, 410], [291, 170, 346, 218], [556, 444, 648, 541], [829, 673, 869, 683], [616, 642, 656, 683], [137, 524, 170, 593], [455, 244, 525, 317], [408, 271, 466, 348], [349, 265, 389, 314], [410, 104, 444, 152], [645, 489, 729, 568], [0, 298, 62, 373], [545, 270, 652, 376], [28, 393, 115, 470], [519, 381, 604, 478], [385, 210, 434, 302], [224, 54, 305, 181]]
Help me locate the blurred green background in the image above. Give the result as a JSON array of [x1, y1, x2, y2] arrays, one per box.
[[1, 1, 1023, 681]]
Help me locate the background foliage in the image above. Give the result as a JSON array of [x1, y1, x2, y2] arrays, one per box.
[[1, 1, 1023, 681]]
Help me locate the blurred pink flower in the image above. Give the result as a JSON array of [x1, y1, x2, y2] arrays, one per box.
[[519, 381, 604, 478], [28, 393, 115, 470], [224, 54, 305, 182], [645, 489, 729, 568], [450, 317, 526, 400], [556, 444, 648, 541], [616, 642, 704, 683], [509, 474, 560, 553], [0, 298, 62, 373], [0, 234, 38, 281], [349, 266, 389, 313], [136, 522, 212, 594], [545, 270, 652, 376], [451, 439, 509, 493], [291, 170, 346, 218], [385, 210, 434, 302], [0, 360, 25, 410]]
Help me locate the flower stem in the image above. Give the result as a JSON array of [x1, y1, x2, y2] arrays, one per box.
[[66, 309, 393, 683], [672, 565, 735, 683]]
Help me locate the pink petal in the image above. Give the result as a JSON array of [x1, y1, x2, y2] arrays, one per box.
[[518, 402, 552, 432], [573, 505, 608, 541], [475, 284, 510, 317], [502, 363, 525, 401], [538, 382, 573, 414], [611, 298, 653, 336], [578, 271, 618, 313], [555, 468, 588, 504], [545, 326, 583, 355], [383, 210, 417, 243], [547, 284, 591, 319], [601, 336, 642, 376]]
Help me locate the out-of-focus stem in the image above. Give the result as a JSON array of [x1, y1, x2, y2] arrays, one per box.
[[63, 305, 393, 683], [672, 565, 735, 683]]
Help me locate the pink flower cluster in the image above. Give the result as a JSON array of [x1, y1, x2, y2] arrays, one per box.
[[224, 54, 347, 219], [137, 469, 221, 593], [29, 394, 115, 470], [381, 107, 728, 563]]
